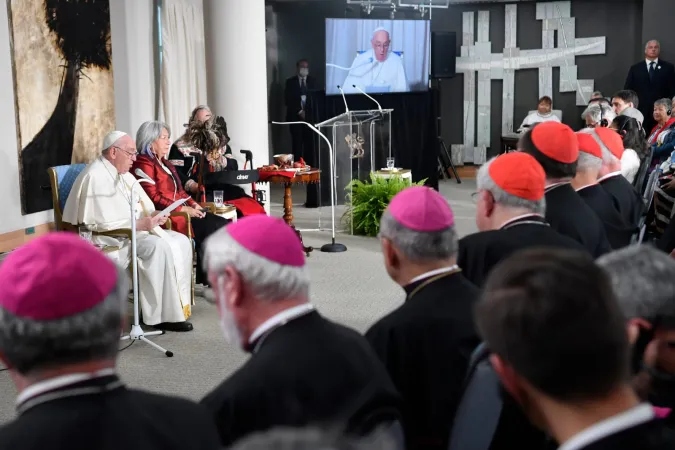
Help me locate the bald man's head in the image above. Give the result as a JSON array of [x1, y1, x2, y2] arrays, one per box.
[[371, 29, 391, 63]]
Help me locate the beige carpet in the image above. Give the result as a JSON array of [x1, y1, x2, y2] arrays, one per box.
[[0, 179, 477, 424]]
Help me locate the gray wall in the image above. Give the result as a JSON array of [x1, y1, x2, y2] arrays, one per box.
[[643, 0, 675, 63], [266, 0, 644, 157]]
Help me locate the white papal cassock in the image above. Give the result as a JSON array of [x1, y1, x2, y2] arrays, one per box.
[[63, 157, 193, 325], [343, 49, 408, 94]]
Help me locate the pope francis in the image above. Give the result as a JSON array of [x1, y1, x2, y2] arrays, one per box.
[[63, 131, 194, 332], [343, 27, 408, 94]]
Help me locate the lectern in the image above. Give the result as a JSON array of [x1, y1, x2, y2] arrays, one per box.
[[315, 109, 393, 213]]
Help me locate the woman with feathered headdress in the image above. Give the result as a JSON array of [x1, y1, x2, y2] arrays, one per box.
[[169, 115, 265, 217]]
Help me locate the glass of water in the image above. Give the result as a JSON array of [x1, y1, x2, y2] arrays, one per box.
[[386, 157, 395, 170], [78, 225, 93, 243], [214, 190, 224, 208]]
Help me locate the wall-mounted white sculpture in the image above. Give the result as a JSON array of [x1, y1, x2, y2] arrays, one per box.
[[451, 1, 606, 166]]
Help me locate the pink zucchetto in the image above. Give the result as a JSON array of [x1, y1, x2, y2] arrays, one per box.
[[387, 186, 455, 232], [0, 233, 118, 321], [227, 215, 305, 267]]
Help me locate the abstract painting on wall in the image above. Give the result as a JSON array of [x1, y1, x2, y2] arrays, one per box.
[[7, 0, 115, 214]]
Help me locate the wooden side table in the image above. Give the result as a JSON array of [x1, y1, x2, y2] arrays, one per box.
[[373, 169, 412, 180], [214, 205, 237, 222], [500, 133, 521, 154], [257, 169, 321, 256]]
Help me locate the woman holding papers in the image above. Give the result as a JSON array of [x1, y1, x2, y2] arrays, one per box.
[[132, 121, 228, 284]]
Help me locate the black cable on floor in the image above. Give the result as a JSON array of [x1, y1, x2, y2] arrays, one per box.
[[118, 341, 135, 352]]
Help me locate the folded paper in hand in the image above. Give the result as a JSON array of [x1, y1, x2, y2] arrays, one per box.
[[155, 198, 189, 219]]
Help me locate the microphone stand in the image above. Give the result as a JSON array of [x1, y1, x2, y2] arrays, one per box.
[[120, 178, 173, 357], [271, 121, 347, 253]]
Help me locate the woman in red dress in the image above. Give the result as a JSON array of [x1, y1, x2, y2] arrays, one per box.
[[132, 121, 228, 284]]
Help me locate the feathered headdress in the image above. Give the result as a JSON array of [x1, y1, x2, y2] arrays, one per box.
[[186, 116, 225, 154]]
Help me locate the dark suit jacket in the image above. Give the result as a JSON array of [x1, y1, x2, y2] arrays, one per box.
[[201, 311, 402, 447], [366, 272, 480, 450], [599, 174, 645, 228], [0, 375, 222, 450], [285, 75, 318, 120], [625, 59, 675, 130], [577, 184, 636, 249]]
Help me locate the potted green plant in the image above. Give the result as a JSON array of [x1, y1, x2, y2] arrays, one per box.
[[343, 173, 427, 237]]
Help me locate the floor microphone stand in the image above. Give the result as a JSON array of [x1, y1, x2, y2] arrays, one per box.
[[434, 79, 461, 184], [120, 178, 173, 357]]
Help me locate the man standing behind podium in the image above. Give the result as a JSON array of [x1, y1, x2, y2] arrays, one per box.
[[624, 40, 675, 133], [285, 59, 316, 162]]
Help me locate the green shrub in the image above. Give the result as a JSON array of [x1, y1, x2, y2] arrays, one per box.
[[343, 173, 427, 237]]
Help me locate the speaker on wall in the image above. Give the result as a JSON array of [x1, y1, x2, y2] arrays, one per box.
[[431, 31, 457, 78]]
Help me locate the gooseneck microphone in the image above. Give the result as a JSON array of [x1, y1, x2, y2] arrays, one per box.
[[326, 57, 374, 71], [337, 86, 350, 114], [352, 85, 382, 112]]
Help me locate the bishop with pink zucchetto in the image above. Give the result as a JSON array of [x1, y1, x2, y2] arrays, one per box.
[[365, 186, 480, 450], [199, 214, 401, 447], [0, 233, 222, 450]]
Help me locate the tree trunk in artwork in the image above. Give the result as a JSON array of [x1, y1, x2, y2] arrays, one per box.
[[20, 62, 80, 214]]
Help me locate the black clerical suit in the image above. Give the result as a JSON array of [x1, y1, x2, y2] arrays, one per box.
[[544, 183, 611, 257], [285, 74, 317, 161], [599, 173, 645, 229], [458, 215, 588, 287], [0, 373, 222, 450], [201, 309, 402, 447], [576, 184, 636, 249], [365, 268, 480, 450], [625, 58, 675, 133]]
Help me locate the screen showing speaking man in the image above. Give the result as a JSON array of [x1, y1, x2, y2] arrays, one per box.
[[325, 19, 431, 95]]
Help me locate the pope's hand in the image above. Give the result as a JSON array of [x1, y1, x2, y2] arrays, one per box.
[[152, 214, 168, 227]]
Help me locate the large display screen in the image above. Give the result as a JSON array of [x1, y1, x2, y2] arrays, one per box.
[[325, 18, 431, 95]]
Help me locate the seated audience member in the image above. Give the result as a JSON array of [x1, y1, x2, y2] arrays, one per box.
[[63, 131, 194, 332], [366, 187, 479, 450], [517, 96, 559, 132], [0, 234, 221, 450], [231, 427, 397, 450], [520, 122, 611, 257], [132, 121, 228, 285], [573, 133, 635, 249], [591, 127, 645, 228], [648, 98, 675, 166], [582, 100, 616, 128], [610, 115, 648, 184], [170, 105, 213, 185], [200, 215, 401, 447], [458, 152, 586, 287], [598, 246, 675, 426], [612, 89, 639, 115], [476, 247, 675, 450], [173, 117, 265, 217]]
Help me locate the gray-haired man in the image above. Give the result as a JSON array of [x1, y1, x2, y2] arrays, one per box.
[[625, 40, 675, 133], [598, 245, 675, 419], [366, 186, 479, 450], [0, 233, 220, 450]]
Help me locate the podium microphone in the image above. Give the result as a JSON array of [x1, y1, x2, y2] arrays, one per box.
[[352, 85, 382, 112], [134, 168, 156, 185], [337, 85, 350, 114]]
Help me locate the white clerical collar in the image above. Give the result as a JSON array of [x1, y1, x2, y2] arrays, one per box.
[[558, 403, 654, 450], [597, 171, 622, 183], [249, 304, 315, 344], [575, 183, 598, 192], [498, 213, 544, 229], [409, 265, 460, 285], [16, 368, 116, 407], [646, 58, 659, 66], [545, 181, 571, 192]]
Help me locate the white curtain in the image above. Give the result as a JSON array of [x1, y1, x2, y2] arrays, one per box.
[[325, 19, 430, 95], [159, 0, 207, 140]]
